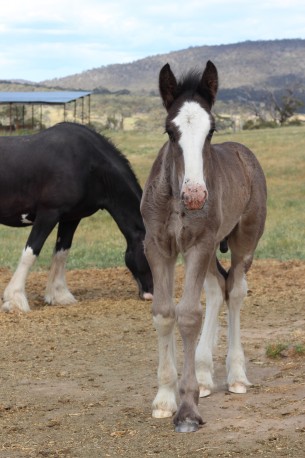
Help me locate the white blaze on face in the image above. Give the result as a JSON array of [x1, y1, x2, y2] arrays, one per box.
[[173, 101, 211, 210]]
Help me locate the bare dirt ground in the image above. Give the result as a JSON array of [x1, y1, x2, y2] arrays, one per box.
[[0, 259, 304, 457]]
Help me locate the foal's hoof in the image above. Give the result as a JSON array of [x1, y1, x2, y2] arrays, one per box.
[[175, 419, 200, 433], [2, 295, 31, 313], [199, 386, 212, 398], [152, 409, 173, 419], [228, 382, 247, 394]]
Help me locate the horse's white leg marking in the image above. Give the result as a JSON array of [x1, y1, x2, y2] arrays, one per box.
[[152, 314, 178, 418], [2, 247, 36, 312], [45, 249, 76, 305], [173, 101, 210, 209], [226, 263, 251, 393], [196, 272, 224, 397]]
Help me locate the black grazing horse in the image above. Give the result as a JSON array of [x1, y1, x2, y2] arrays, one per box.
[[0, 122, 153, 312]]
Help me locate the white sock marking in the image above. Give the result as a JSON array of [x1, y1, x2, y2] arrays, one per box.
[[227, 265, 250, 388], [3, 247, 36, 312], [196, 272, 224, 394], [45, 249, 76, 305], [152, 314, 177, 416]]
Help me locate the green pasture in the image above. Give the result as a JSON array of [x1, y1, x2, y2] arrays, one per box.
[[0, 125, 304, 271]]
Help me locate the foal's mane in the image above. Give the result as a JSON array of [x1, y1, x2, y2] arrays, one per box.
[[175, 69, 203, 98]]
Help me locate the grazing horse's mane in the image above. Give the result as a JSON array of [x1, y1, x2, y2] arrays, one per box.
[[92, 127, 143, 197], [56, 122, 143, 199]]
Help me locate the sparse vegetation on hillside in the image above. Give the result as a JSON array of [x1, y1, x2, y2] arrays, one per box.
[[2, 39, 305, 131], [39, 39, 305, 103]]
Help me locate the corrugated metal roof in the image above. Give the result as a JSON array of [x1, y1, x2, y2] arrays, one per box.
[[0, 91, 91, 104]]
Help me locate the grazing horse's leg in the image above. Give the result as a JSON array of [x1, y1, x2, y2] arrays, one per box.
[[2, 209, 60, 312], [225, 253, 252, 393], [145, 239, 178, 419], [174, 248, 211, 432], [45, 220, 80, 305], [195, 255, 226, 397], [2, 247, 36, 312]]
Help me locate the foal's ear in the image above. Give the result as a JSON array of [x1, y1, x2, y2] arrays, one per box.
[[199, 60, 218, 107], [159, 63, 178, 111]]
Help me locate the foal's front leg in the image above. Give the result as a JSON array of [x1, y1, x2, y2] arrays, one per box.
[[153, 310, 177, 418], [174, 249, 210, 432], [146, 240, 178, 418], [152, 263, 178, 418]]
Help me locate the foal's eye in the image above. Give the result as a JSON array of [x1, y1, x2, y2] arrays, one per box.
[[207, 128, 215, 140]]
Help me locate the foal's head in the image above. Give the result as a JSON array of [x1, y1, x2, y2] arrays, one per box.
[[159, 61, 218, 210]]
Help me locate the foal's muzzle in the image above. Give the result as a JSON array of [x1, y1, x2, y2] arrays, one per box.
[[181, 183, 208, 210]]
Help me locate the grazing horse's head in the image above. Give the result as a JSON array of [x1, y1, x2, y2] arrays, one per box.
[[125, 234, 153, 300], [159, 61, 218, 210]]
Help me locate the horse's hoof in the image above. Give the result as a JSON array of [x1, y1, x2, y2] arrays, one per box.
[[2, 299, 30, 313], [152, 409, 173, 418], [228, 382, 247, 394], [143, 292, 153, 300], [199, 387, 211, 398], [1, 303, 11, 313], [175, 419, 200, 433]]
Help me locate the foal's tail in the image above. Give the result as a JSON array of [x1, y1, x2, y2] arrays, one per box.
[[219, 237, 228, 253], [216, 257, 228, 280], [216, 237, 229, 281]]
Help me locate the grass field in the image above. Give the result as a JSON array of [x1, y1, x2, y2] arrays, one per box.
[[0, 124, 305, 271]]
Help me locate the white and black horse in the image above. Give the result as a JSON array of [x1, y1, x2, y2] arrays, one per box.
[[0, 122, 153, 312]]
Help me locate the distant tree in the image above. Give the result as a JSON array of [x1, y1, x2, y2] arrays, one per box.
[[267, 86, 304, 125], [243, 83, 304, 128]]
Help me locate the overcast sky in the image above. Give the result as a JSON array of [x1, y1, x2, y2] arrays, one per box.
[[1, 0, 304, 82]]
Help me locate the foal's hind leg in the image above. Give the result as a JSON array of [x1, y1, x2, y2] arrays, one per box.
[[45, 220, 80, 305], [226, 253, 252, 394], [195, 255, 225, 397]]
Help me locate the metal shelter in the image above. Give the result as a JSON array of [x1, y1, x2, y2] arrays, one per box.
[[0, 91, 91, 132]]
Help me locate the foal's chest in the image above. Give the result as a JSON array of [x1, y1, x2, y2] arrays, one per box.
[[165, 205, 206, 253]]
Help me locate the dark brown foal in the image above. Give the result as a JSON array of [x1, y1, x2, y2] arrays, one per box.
[[141, 61, 267, 432]]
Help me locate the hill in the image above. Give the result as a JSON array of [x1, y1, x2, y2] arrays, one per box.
[[1, 39, 305, 130], [40, 39, 305, 101]]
